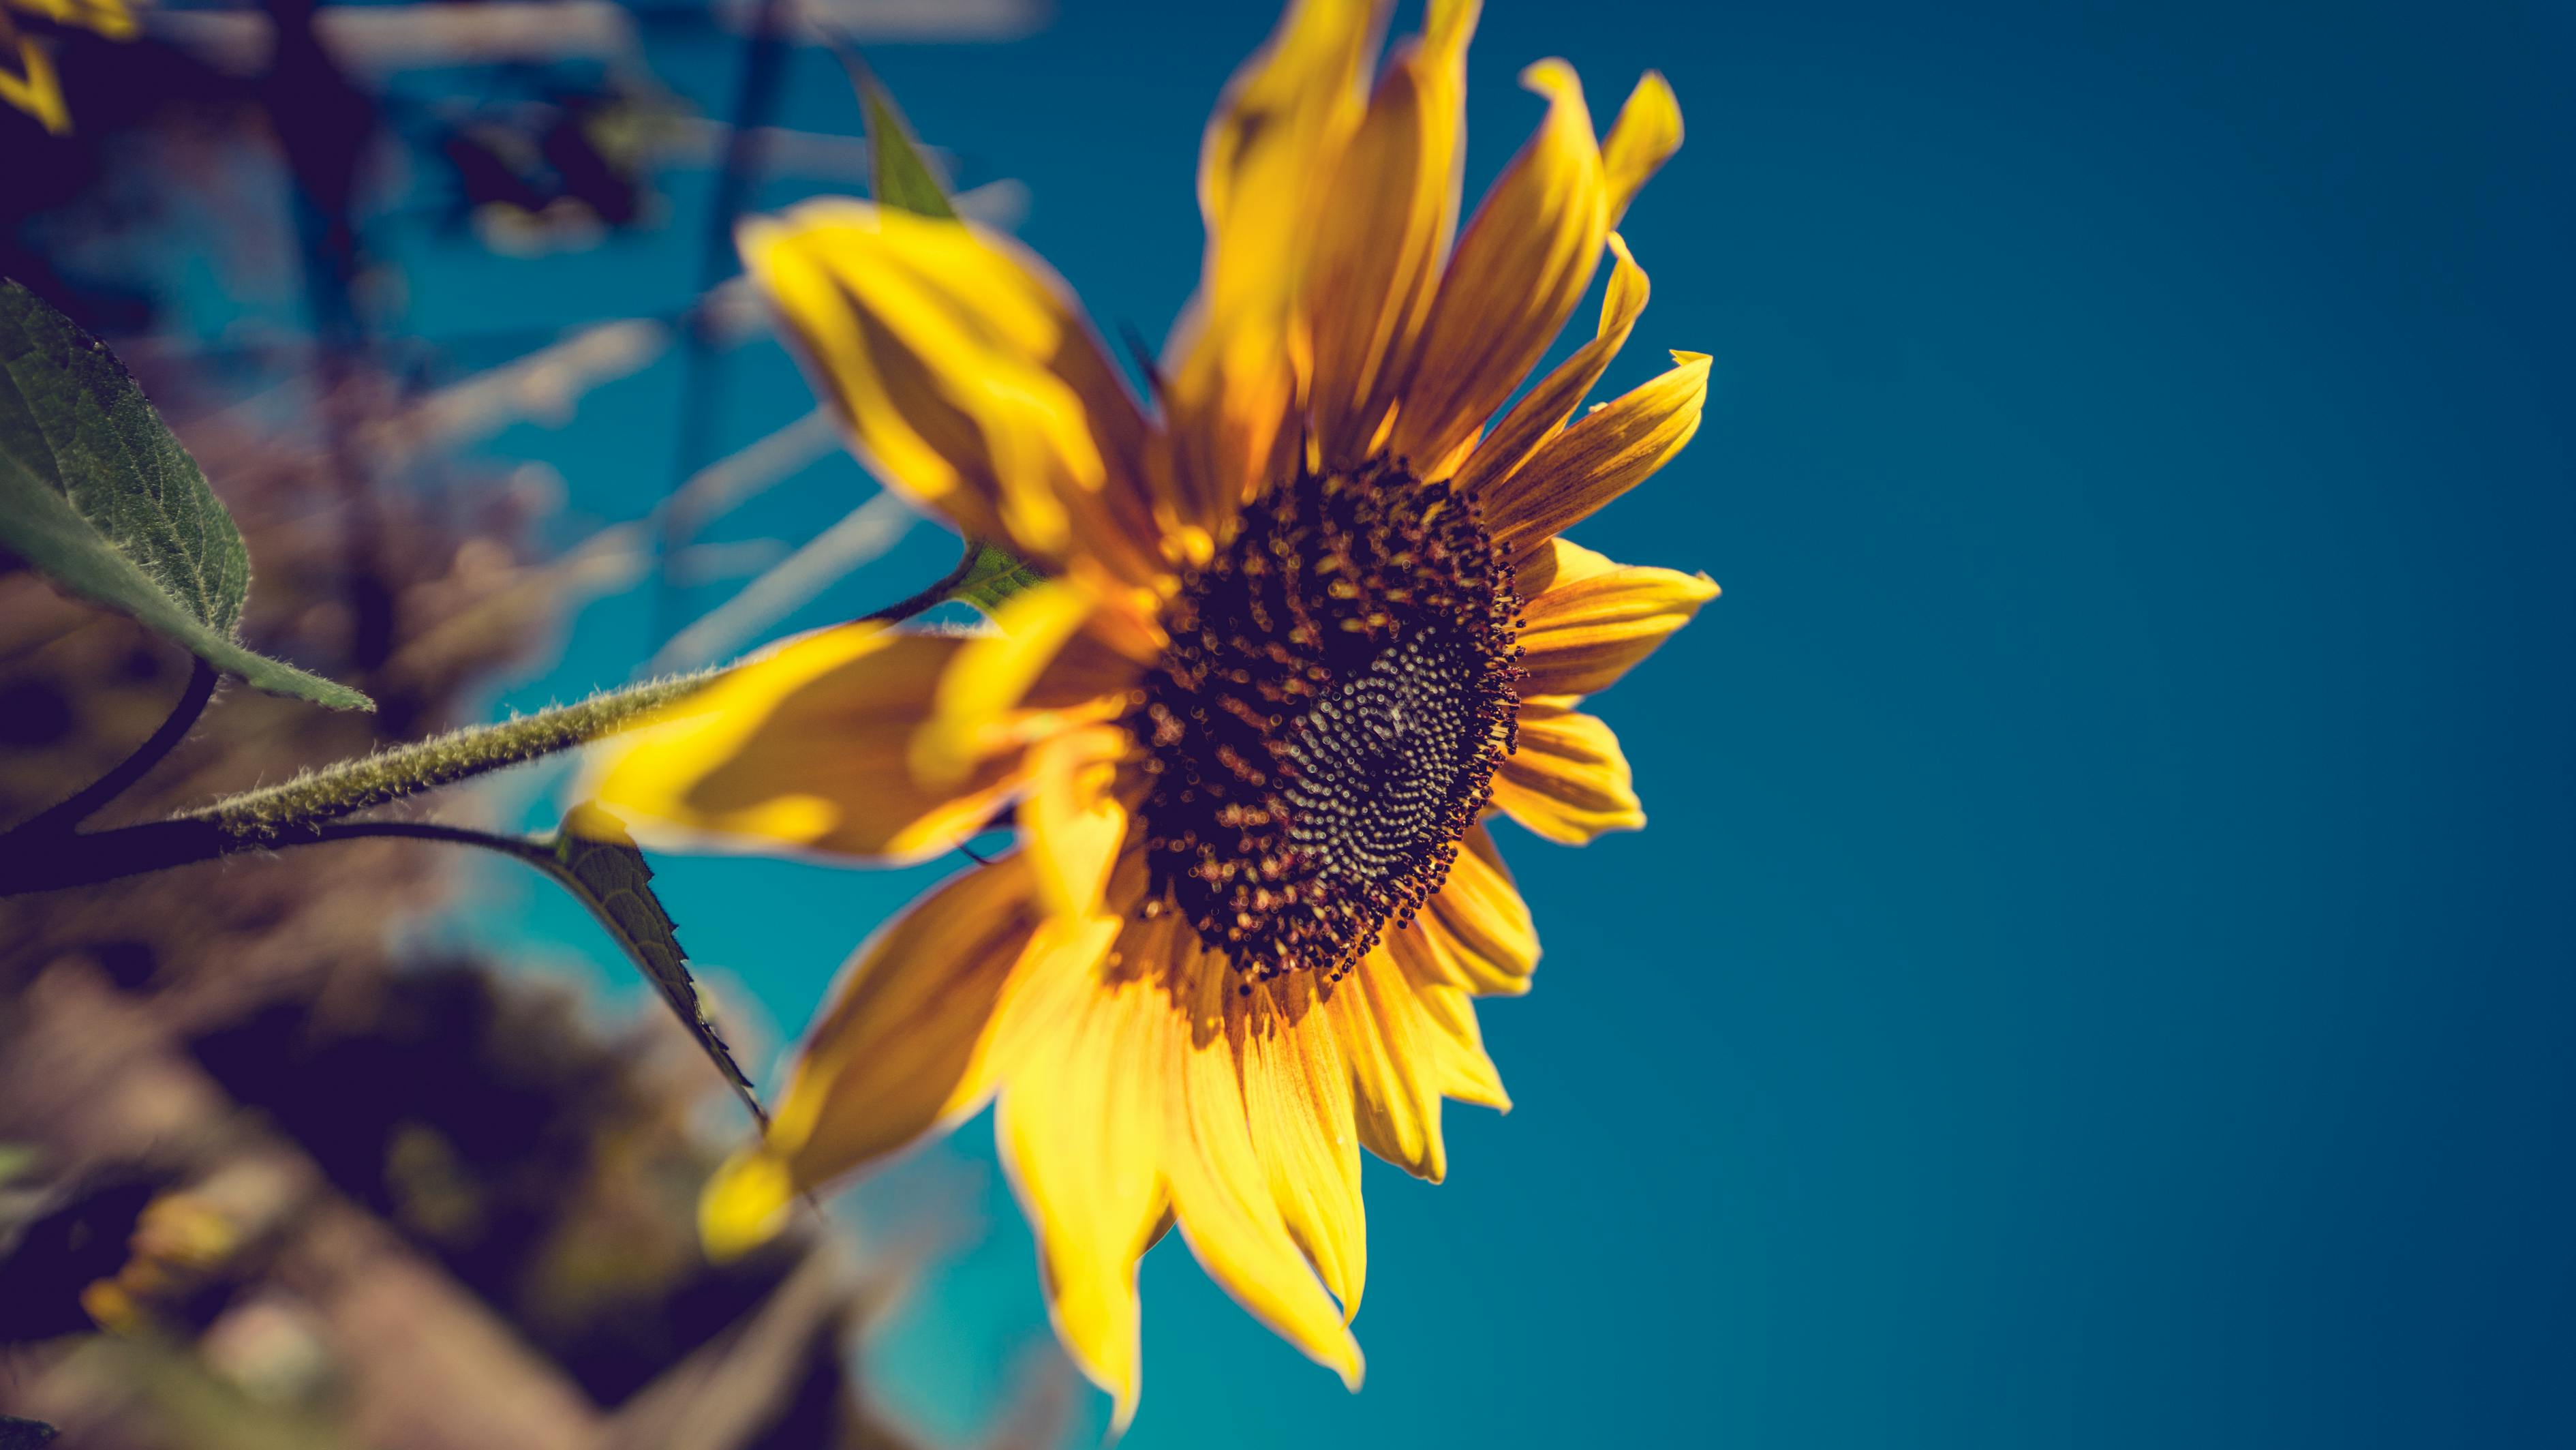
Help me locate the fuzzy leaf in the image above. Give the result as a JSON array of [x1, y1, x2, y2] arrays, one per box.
[[0, 281, 370, 710], [545, 805, 764, 1124], [860, 72, 956, 220]]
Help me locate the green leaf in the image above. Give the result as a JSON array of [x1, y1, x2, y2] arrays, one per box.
[[949, 540, 1041, 618], [543, 806, 765, 1126], [0, 280, 371, 710], [0, 1417, 58, 1450], [858, 71, 957, 220]]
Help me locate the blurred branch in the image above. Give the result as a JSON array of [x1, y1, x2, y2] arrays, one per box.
[[660, 408, 838, 541], [647, 492, 915, 674]]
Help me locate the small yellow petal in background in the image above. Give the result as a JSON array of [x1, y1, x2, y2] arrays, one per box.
[[1453, 233, 1649, 501], [1494, 699, 1646, 843], [1, 34, 72, 136], [1023, 724, 1133, 921], [1391, 59, 1608, 474], [1600, 70, 1683, 226], [1484, 350, 1712, 556], [588, 622, 1019, 863], [1165, 0, 1383, 522], [1304, 4, 1477, 468], [737, 201, 1161, 581], [1518, 556, 1719, 696]]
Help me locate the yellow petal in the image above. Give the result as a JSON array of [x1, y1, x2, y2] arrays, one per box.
[[1518, 555, 1719, 696], [1509, 533, 1619, 601], [1, 35, 71, 136], [1023, 725, 1134, 921], [737, 200, 1161, 581], [1484, 350, 1712, 557], [1390, 59, 1608, 473], [587, 622, 1017, 864], [1164, 942, 1365, 1387], [913, 578, 1119, 789], [1165, 0, 1383, 522], [1414, 821, 1540, 995], [1304, 6, 1476, 468], [699, 855, 1060, 1259], [993, 913, 1180, 1432], [1600, 70, 1683, 226], [1240, 976, 1368, 1320], [1453, 233, 1649, 502], [1494, 699, 1645, 843]]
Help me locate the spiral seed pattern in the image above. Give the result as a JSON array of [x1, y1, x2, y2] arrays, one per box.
[[1128, 459, 1522, 983]]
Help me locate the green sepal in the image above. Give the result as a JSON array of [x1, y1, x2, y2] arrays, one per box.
[[857, 67, 957, 220], [0, 280, 371, 710], [949, 541, 1042, 618]]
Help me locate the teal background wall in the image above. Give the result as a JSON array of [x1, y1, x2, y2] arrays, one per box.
[[424, 2, 2572, 1444]]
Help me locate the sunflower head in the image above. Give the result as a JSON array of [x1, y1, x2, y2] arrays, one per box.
[[587, 0, 1713, 1430], [1133, 456, 1524, 983]]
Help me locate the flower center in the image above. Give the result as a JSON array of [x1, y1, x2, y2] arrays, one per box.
[[1128, 459, 1522, 982]]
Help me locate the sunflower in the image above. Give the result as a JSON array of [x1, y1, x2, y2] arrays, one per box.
[[589, 0, 1713, 1425]]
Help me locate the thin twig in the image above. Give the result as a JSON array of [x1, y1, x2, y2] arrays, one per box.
[[861, 539, 983, 624], [11, 658, 219, 837]]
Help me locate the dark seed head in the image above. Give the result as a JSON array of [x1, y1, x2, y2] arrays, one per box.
[[1127, 458, 1520, 981]]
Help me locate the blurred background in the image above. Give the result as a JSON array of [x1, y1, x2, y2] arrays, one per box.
[[2, 1, 2569, 1447]]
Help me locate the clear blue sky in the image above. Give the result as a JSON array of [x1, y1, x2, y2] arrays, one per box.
[[365, 2, 2572, 1445]]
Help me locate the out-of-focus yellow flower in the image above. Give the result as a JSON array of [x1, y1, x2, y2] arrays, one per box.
[[589, 0, 1711, 1428], [3, 0, 139, 134]]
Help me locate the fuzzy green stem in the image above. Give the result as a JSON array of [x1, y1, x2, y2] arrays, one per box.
[[186, 670, 718, 841]]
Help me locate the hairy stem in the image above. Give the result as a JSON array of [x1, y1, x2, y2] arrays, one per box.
[[185, 671, 717, 841]]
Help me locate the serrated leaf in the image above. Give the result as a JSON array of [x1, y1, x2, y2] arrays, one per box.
[[545, 804, 765, 1125], [950, 541, 1041, 618], [859, 72, 957, 220], [0, 280, 371, 710], [0, 1417, 57, 1450]]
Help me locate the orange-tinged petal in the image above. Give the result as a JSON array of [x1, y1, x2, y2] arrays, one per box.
[[1518, 555, 1719, 696], [1024, 725, 1134, 921], [1601, 70, 1683, 226], [1304, 5, 1477, 468], [1327, 946, 1449, 1179], [587, 622, 1017, 864], [1165, 0, 1383, 523], [1165, 942, 1366, 1386], [1239, 976, 1367, 1320], [1484, 350, 1711, 557], [1494, 699, 1645, 843], [737, 200, 1160, 581], [1452, 232, 1649, 501], [1390, 59, 1608, 472], [1415, 821, 1540, 995], [700, 856, 1054, 1258], [994, 914, 1179, 1432], [1510, 532, 1620, 601]]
